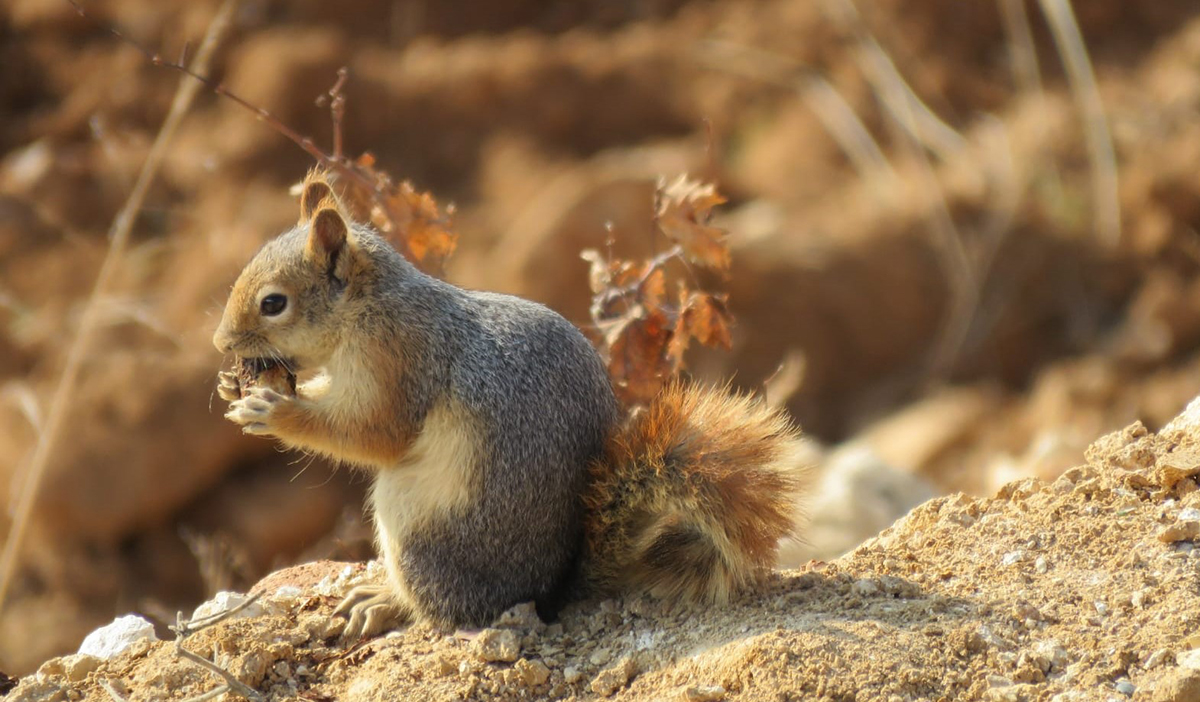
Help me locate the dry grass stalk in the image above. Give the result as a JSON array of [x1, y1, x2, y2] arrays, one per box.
[[696, 40, 899, 194], [1037, 0, 1120, 247], [0, 0, 238, 613]]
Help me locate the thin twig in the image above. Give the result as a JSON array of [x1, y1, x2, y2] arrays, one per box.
[[180, 684, 231, 702], [696, 39, 899, 192], [64, 0, 416, 261], [175, 646, 264, 702], [328, 67, 349, 161], [0, 0, 238, 614], [997, 0, 1067, 211], [825, 0, 979, 379], [998, 0, 1043, 96], [173, 592, 263, 636], [1037, 0, 1120, 247], [824, 0, 966, 161], [169, 593, 266, 701]]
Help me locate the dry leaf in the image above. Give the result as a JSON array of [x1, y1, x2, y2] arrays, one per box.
[[334, 153, 458, 272], [655, 174, 730, 271], [586, 172, 736, 406], [607, 307, 673, 406]]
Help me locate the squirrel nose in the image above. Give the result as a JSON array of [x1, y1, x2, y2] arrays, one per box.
[[212, 325, 233, 354]]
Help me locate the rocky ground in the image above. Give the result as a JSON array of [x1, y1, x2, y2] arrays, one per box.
[[10, 400, 1200, 701], [6, 0, 1200, 691]]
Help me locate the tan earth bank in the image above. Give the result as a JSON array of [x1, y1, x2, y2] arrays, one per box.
[[9, 399, 1200, 702]]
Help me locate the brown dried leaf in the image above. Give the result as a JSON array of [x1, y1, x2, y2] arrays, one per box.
[[640, 267, 667, 311], [381, 181, 457, 267], [682, 291, 733, 348], [333, 153, 458, 271], [607, 307, 672, 406], [655, 174, 730, 270], [668, 290, 734, 369]]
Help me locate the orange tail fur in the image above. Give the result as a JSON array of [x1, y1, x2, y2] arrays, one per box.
[[582, 382, 812, 603]]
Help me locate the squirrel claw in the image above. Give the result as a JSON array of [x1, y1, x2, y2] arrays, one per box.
[[334, 585, 409, 641], [216, 370, 241, 402]]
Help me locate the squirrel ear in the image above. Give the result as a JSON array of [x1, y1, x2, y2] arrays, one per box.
[[307, 207, 348, 267], [299, 180, 333, 223]]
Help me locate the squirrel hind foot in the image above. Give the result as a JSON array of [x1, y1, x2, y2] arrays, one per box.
[[334, 584, 411, 641]]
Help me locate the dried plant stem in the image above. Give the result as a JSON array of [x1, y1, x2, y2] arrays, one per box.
[[0, 0, 237, 613], [171, 594, 266, 701], [824, 0, 965, 161], [998, 0, 1043, 96], [696, 40, 898, 190], [1037, 0, 1120, 246], [65, 0, 415, 261]]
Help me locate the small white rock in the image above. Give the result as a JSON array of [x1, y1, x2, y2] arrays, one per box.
[[1144, 648, 1172, 669], [1034, 556, 1048, 574], [473, 628, 520, 663], [191, 591, 266, 622], [1180, 508, 1200, 522], [273, 585, 303, 599], [1114, 679, 1135, 695], [78, 615, 158, 660], [852, 579, 880, 596], [1178, 648, 1200, 670], [563, 665, 583, 683]]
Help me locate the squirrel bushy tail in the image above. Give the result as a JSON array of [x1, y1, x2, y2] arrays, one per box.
[[581, 382, 812, 604]]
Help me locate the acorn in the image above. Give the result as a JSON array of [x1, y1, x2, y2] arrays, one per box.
[[233, 356, 297, 397]]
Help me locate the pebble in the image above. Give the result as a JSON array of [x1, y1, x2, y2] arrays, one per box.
[[1179, 649, 1200, 670], [494, 602, 543, 631], [77, 615, 158, 660], [563, 665, 583, 684], [1149, 668, 1200, 702], [473, 628, 520, 663], [1115, 679, 1135, 695], [852, 579, 880, 596], [513, 658, 550, 687], [685, 684, 727, 701], [1035, 556, 1049, 574], [1145, 649, 1173, 669], [191, 591, 266, 623], [590, 656, 637, 697], [1031, 640, 1069, 671], [1158, 521, 1200, 543]]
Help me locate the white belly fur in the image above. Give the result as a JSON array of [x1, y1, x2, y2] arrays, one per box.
[[370, 399, 480, 604]]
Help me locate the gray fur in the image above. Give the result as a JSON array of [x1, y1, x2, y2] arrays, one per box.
[[351, 227, 620, 627]]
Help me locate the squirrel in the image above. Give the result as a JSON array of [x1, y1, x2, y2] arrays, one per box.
[[213, 170, 811, 638]]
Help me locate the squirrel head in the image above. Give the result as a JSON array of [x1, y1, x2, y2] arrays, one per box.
[[213, 172, 363, 370]]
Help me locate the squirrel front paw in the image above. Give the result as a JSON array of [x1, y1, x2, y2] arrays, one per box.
[[224, 385, 290, 436]]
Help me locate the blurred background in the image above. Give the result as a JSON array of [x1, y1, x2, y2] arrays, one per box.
[[3, 0, 1200, 674]]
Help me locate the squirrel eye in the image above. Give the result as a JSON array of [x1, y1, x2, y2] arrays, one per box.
[[260, 293, 288, 317]]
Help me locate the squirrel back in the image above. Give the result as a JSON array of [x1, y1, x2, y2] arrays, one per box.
[[214, 170, 811, 632]]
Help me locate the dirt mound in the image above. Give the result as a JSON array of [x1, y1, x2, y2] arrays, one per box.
[[11, 398, 1200, 701]]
